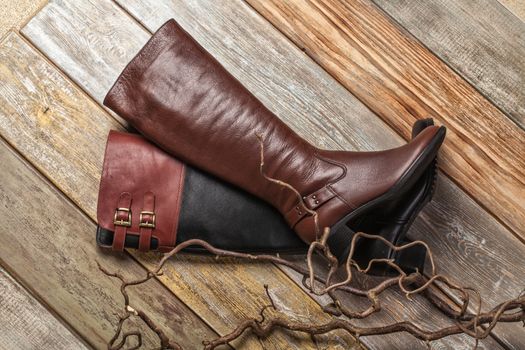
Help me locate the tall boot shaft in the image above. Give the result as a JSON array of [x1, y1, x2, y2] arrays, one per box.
[[105, 20, 341, 237], [105, 19, 445, 243]]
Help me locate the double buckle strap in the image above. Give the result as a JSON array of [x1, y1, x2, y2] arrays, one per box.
[[114, 207, 132, 227], [112, 192, 155, 252], [139, 210, 156, 228]]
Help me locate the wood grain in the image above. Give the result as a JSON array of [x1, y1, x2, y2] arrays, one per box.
[[21, 0, 524, 347], [13, 6, 357, 348], [20, 0, 150, 105], [412, 175, 525, 348], [246, 0, 525, 238], [282, 256, 504, 350], [372, 0, 525, 129], [0, 267, 88, 350]]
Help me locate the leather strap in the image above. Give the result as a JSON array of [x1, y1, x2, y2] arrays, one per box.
[[138, 192, 155, 252], [112, 192, 132, 251], [285, 186, 336, 228], [303, 186, 336, 211], [284, 202, 309, 228]]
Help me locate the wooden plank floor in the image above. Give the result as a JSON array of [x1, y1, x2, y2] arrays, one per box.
[[372, 0, 525, 129], [0, 0, 523, 349]]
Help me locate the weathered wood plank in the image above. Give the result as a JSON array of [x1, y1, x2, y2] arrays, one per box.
[[498, 0, 525, 22], [412, 175, 525, 349], [0, 0, 46, 39], [372, 0, 525, 129], [0, 267, 88, 350], [21, 0, 523, 348], [13, 6, 357, 348], [139, 255, 361, 350], [246, 0, 525, 238], [19, 0, 150, 105], [0, 33, 219, 349]]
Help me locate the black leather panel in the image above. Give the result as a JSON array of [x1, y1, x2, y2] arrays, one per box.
[[177, 166, 307, 253]]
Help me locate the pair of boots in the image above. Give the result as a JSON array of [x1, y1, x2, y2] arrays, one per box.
[[96, 19, 445, 275]]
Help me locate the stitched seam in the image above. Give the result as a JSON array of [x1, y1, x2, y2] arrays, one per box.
[[291, 153, 344, 201], [314, 152, 346, 184], [312, 152, 351, 208]]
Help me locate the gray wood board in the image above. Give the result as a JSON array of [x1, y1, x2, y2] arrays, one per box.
[[0, 267, 89, 350], [373, 0, 525, 129]]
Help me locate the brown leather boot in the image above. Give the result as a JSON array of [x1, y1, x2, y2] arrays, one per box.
[[104, 19, 445, 262]]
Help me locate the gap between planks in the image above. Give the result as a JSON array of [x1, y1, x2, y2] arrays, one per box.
[[0, 136, 103, 350], [0, 235, 91, 350], [0, 265, 89, 350], [498, 0, 525, 23], [370, 0, 524, 131]]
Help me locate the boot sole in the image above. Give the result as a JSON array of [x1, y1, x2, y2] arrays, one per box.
[[353, 118, 438, 276]]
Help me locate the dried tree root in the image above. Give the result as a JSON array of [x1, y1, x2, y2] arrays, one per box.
[[98, 262, 182, 350], [98, 236, 525, 349]]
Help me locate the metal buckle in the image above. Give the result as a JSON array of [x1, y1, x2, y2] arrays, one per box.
[[139, 211, 156, 228], [113, 208, 132, 227]]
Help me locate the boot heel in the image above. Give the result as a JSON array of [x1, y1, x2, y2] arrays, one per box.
[[412, 118, 434, 139]]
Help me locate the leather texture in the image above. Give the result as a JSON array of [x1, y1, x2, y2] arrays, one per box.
[[176, 165, 307, 252], [96, 131, 308, 253], [327, 118, 439, 263], [97, 130, 184, 252], [104, 19, 446, 245]]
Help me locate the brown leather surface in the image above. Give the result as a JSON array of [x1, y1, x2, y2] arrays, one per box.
[[97, 130, 184, 252], [104, 19, 444, 243]]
